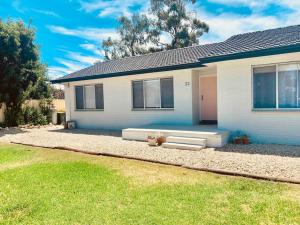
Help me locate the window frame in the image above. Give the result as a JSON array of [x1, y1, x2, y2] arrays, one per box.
[[74, 83, 104, 111], [252, 61, 300, 111], [131, 77, 174, 111]]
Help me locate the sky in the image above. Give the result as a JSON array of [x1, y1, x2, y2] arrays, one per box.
[[1, 0, 300, 80]]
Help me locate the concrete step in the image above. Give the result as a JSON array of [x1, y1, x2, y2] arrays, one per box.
[[162, 142, 205, 151], [166, 136, 206, 146]]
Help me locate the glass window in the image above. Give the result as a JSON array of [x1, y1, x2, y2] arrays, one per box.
[[132, 81, 144, 108], [75, 84, 104, 110], [144, 79, 160, 108], [75, 86, 84, 110], [84, 85, 96, 109], [253, 66, 276, 108], [95, 84, 104, 109], [161, 78, 174, 108], [278, 64, 299, 108], [132, 78, 174, 109]]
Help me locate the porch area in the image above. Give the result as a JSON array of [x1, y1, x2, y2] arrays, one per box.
[[122, 125, 230, 149]]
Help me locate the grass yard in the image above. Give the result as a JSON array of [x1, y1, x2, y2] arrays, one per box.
[[0, 143, 299, 225]]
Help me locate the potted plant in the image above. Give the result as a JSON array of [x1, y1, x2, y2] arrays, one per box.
[[234, 136, 242, 144], [242, 135, 250, 145], [233, 131, 243, 144], [147, 136, 157, 146], [156, 136, 166, 146]]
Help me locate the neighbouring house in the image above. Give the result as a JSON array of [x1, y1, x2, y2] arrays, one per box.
[[52, 25, 300, 147]]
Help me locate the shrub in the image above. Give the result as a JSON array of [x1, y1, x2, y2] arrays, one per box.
[[39, 98, 53, 123], [4, 107, 24, 127], [23, 106, 48, 126]]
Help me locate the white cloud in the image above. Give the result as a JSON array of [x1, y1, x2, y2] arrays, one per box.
[[80, 43, 103, 55], [208, 0, 300, 11], [47, 25, 112, 79], [31, 9, 60, 17], [195, 1, 300, 44], [79, 0, 148, 17], [199, 12, 280, 43], [12, 0, 26, 13], [48, 49, 102, 79], [64, 51, 101, 65], [48, 25, 117, 43]]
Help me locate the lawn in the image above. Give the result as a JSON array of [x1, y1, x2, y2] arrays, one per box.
[[0, 143, 299, 225]]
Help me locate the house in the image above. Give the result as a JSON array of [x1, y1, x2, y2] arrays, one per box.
[[52, 25, 300, 147]]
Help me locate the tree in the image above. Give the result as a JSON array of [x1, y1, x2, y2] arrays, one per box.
[[102, 0, 208, 59], [102, 14, 158, 60], [0, 19, 49, 126], [150, 0, 209, 49]]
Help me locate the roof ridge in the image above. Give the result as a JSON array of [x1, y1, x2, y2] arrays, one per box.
[[93, 42, 220, 66], [227, 24, 300, 40]]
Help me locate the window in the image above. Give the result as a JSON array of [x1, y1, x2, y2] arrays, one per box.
[[75, 84, 104, 110], [75, 86, 84, 110], [132, 77, 174, 109], [253, 63, 300, 109], [253, 66, 276, 108]]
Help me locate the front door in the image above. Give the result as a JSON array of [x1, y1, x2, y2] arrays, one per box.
[[200, 76, 217, 122]]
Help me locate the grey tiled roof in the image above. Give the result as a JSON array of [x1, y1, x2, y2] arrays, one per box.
[[52, 25, 300, 83]]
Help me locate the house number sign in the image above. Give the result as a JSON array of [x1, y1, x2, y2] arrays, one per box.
[[185, 82, 190, 86]]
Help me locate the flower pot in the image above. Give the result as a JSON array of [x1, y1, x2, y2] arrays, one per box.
[[242, 138, 250, 145], [234, 138, 242, 144], [156, 136, 166, 146], [148, 138, 157, 146]]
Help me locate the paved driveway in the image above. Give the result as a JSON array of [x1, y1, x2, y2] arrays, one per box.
[[0, 126, 299, 181]]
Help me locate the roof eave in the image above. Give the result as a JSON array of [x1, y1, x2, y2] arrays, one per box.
[[51, 61, 205, 84], [200, 44, 300, 64]]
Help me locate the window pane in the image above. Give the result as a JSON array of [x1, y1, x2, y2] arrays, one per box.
[[84, 85, 96, 109], [145, 79, 160, 108], [278, 64, 299, 108], [161, 78, 174, 108], [95, 84, 104, 109], [132, 81, 144, 108], [75, 86, 84, 110], [253, 66, 276, 108]]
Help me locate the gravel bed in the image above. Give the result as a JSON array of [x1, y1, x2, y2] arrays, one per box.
[[0, 126, 299, 181]]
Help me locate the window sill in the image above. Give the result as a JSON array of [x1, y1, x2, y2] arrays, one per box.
[[75, 109, 104, 112], [132, 108, 174, 111], [252, 108, 300, 112]]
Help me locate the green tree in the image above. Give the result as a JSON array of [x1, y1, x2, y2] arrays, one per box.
[[102, 0, 208, 60], [151, 0, 209, 49], [102, 14, 158, 60], [0, 19, 48, 126]]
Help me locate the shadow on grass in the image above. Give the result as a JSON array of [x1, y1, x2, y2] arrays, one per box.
[[216, 144, 300, 158]]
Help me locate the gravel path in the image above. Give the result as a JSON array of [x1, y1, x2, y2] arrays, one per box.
[[0, 126, 299, 181]]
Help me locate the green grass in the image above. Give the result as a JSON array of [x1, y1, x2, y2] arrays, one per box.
[[0, 143, 299, 225], [0, 144, 33, 164]]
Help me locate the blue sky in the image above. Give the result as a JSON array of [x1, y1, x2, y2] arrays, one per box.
[[1, 0, 300, 80]]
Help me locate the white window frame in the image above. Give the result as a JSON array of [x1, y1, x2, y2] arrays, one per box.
[[75, 84, 104, 111], [252, 61, 300, 111], [131, 77, 174, 110]]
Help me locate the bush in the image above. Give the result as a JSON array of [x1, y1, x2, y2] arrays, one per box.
[[39, 98, 53, 123], [4, 107, 24, 127], [23, 106, 48, 126]]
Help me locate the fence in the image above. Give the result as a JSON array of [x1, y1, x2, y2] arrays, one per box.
[[0, 99, 65, 123]]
